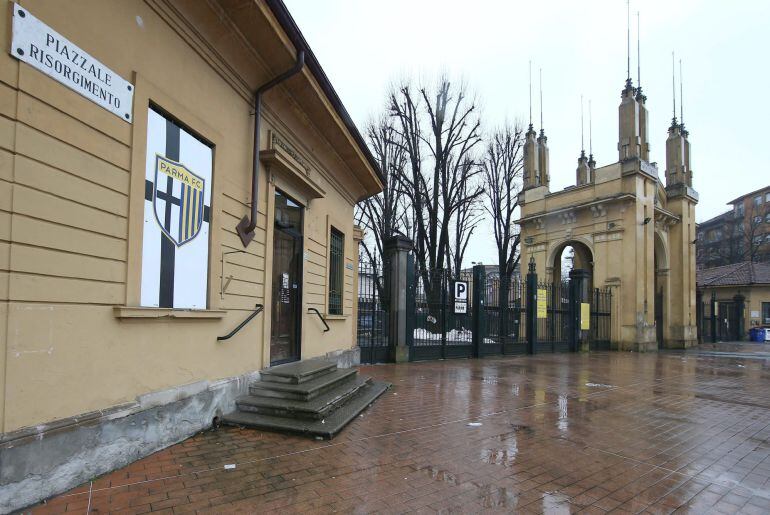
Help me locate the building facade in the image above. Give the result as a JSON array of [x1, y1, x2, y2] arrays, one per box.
[[0, 0, 381, 510], [696, 185, 770, 268], [697, 262, 770, 340], [517, 78, 698, 351]]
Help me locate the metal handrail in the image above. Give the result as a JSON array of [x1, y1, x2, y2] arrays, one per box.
[[217, 304, 264, 341], [307, 307, 330, 332]]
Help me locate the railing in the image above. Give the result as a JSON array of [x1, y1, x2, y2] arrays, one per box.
[[308, 307, 330, 332], [216, 304, 264, 341]]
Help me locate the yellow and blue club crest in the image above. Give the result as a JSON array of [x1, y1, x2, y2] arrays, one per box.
[[153, 155, 205, 247]]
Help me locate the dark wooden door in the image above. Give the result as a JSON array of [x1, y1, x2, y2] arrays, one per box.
[[270, 227, 302, 365], [655, 290, 664, 348]]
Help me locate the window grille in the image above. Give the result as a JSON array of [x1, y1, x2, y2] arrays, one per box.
[[329, 228, 344, 315]]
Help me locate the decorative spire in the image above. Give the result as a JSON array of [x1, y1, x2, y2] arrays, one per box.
[[671, 51, 678, 127], [528, 60, 533, 131], [626, 0, 631, 83], [680, 59, 687, 135], [580, 94, 585, 155], [635, 11, 645, 101], [539, 68, 545, 137], [589, 99, 595, 165]]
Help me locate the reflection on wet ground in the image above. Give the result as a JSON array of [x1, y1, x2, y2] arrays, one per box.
[[37, 343, 770, 513]]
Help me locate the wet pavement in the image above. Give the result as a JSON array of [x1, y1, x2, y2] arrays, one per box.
[[33, 344, 770, 514]]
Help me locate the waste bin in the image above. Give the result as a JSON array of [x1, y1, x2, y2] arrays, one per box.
[[749, 327, 763, 342], [764, 328, 770, 342]]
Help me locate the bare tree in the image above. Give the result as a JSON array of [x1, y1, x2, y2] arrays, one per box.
[[389, 78, 482, 277], [355, 116, 409, 300], [449, 157, 482, 276], [481, 124, 524, 340], [712, 202, 768, 265]]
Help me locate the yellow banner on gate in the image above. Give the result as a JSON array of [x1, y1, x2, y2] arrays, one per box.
[[537, 288, 547, 319], [581, 302, 590, 330]]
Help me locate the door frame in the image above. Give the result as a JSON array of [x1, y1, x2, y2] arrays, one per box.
[[268, 188, 305, 366]]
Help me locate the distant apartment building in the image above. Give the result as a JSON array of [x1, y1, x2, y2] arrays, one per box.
[[697, 185, 770, 268]]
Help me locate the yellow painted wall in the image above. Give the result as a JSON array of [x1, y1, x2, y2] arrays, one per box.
[[0, 0, 378, 432]]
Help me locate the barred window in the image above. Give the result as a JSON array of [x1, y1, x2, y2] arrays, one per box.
[[328, 228, 344, 315]]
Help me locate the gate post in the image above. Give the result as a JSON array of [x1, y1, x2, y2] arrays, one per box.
[[526, 258, 537, 355], [384, 235, 414, 363], [569, 269, 590, 352], [710, 291, 717, 343], [695, 289, 703, 344], [472, 264, 487, 358], [733, 293, 746, 341]]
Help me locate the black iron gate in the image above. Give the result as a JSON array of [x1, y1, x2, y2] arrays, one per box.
[[411, 268, 475, 361], [357, 257, 390, 364], [357, 248, 614, 363], [479, 276, 527, 356]]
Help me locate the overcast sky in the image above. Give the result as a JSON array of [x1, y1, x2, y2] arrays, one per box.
[[285, 0, 770, 265]]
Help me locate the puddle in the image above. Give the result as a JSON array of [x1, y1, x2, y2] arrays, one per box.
[[413, 466, 458, 485], [480, 441, 518, 467], [474, 483, 518, 508], [413, 465, 518, 508], [585, 382, 614, 388], [542, 491, 571, 513], [509, 424, 534, 434]]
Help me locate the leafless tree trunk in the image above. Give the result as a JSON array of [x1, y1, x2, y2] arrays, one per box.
[[481, 124, 524, 341], [355, 116, 409, 301], [387, 77, 482, 331], [450, 157, 482, 277]]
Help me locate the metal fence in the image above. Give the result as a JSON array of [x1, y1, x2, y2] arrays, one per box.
[[357, 249, 614, 362], [411, 268, 475, 361], [357, 257, 389, 364], [479, 276, 527, 356], [589, 288, 612, 350]]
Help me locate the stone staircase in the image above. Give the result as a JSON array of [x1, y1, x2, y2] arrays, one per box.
[[222, 360, 390, 439]]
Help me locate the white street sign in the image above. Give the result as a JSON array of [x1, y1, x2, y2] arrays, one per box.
[[10, 3, 134, 122]]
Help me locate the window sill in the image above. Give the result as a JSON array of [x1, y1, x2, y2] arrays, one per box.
[[113, 306, 226, 319], [324, 314, 348, 321]]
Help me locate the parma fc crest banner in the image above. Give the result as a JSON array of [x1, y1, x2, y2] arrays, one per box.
[[141, 107, 212, 309], [153, 155, 205, 247]]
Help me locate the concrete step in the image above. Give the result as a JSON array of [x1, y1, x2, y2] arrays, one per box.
[[249, 367, 358, 401], [260, 360, 337, 384], [223, 380, 391, 439], [236, 375, 370, 420]]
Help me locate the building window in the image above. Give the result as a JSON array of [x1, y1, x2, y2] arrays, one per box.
[[765, 213, 770, 223], [735, 204, 744, 217], [754, 195, 763, 206], [328, 228, 344, 315], [141, 107, 213, 309], [764, 303, 770, 325], [766, 192, 770, 203], [754, 216, 763, 224]]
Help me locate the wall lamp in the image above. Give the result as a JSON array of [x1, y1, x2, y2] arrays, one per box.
[[642, 217, 652, 225]]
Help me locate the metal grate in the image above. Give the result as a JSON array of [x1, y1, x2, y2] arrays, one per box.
[[328, 228, 344, 315]]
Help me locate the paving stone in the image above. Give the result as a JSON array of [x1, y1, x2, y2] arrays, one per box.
[[28, 344, 770, 513]]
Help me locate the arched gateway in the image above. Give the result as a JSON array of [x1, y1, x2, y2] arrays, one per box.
[[517, 79, 698, 350]]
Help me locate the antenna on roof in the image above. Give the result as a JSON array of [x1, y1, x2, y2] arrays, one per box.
[[539, 68, 544, 132], [680, 59, 684, 127], [528, 60, 532, 129], [671, 51, 678, 126], [589, 99, 593, 157], [637, 11, 641, 88], [580, 94, 585, 153], [626, 0, 631, 82]]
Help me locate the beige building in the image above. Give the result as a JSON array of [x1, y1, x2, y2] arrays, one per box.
[[518, 78, 698, 351], [0, 0, 381, 510], [697, 262, 770, 341]]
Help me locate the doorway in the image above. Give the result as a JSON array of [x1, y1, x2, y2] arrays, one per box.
[[270, 190, 303, 365]]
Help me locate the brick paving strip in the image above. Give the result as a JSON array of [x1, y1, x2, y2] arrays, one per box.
[[31, 347, 770, 514]]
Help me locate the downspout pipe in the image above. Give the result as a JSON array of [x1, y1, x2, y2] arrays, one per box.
[[237, 50, 305, 246]]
